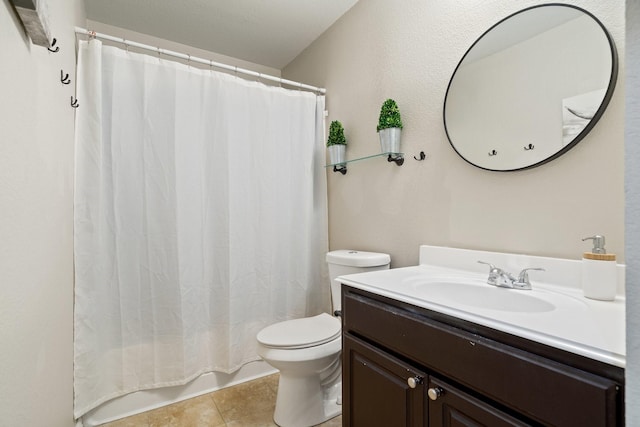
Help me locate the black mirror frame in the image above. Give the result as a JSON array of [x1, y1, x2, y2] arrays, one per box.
[[443, 3, 618, 172]]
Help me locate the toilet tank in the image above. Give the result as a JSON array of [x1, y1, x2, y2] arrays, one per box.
[[326, 250, 391, 312]]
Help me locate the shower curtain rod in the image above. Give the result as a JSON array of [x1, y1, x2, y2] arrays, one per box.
[[74, 27, 326, 94]]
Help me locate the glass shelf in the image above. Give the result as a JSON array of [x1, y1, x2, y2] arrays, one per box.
[[325, 152, 404, 168]]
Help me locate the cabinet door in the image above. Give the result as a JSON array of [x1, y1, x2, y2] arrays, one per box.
[[343, 334, 427, 427], [427, 377, 531, 427]]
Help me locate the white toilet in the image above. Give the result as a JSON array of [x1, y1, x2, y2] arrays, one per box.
[[256, 250, 391, 427]]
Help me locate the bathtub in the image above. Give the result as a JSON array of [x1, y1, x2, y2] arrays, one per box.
[[80, 360, 276, 426]]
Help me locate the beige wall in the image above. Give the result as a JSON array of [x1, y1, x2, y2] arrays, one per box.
[[284, 0, 625, 267], [0, 0, 85, 426]]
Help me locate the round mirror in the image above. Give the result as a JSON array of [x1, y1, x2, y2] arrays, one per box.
[[443, 4, 618, 171]]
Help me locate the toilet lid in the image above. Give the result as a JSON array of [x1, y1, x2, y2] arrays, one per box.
[[257, 313, 341, 349]]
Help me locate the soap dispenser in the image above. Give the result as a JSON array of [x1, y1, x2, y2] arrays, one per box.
[[581, 235, 617, 301]]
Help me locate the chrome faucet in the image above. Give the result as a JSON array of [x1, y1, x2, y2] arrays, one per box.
[[477, 261, 545, 290]]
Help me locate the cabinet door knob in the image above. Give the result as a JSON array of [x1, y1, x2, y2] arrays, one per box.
[[428, 387, 444, 401], [407, 376, 423, 389]]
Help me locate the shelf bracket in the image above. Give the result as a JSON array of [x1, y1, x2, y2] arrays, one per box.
[[387, 154, 404, 166], [333, 165, 347, 175]]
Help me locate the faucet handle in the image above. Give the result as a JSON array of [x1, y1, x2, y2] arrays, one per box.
[[516, 267, 545, 286], [478, 261, 502, 286], [477, 260, 498, 271]]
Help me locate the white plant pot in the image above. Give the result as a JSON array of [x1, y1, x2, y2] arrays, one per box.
[[378, 128, 402, 154], [328, 144, 346, 166]]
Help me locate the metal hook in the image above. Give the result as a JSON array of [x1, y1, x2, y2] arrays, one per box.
[[61, 70, 70, 85], [524, 143, 535, 151], [70, 96, 79, 108], [413, 151, 426, 161], [48, 38, 59, 53], [488, 150, 498, 156]]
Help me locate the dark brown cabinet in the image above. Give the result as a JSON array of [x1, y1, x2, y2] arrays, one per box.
[[344, 334, 426, 427], [342, 286, 624, 427], [427, 376, 528, 427]]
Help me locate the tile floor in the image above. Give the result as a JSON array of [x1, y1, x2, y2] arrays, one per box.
[[100, 373, 342, 427]]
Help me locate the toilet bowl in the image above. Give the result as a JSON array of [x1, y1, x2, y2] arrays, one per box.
[[256, 250, 390, 427], [257, 313, 342, 427]]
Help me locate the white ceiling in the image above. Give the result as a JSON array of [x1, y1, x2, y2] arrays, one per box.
[[83, 0, 359, 69]]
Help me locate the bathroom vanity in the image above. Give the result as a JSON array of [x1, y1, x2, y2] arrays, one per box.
[[338, 246, 625, 426]]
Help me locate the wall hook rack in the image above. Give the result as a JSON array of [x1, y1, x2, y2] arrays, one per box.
[[71, 96, 79, 108], [48, 38, 59, 53], [413, 151, 426, 161], [333, 165, 347, 175], [61, 70, 70, 85], [387, 154, 404, 166]]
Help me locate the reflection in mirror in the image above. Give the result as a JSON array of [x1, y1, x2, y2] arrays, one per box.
[[444, 4, 617, 171]]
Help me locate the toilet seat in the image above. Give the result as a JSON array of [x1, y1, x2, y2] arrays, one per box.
[[257, 313, 341, 349]]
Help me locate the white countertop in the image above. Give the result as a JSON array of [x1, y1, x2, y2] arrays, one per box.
[[338, 246, 626, 368]]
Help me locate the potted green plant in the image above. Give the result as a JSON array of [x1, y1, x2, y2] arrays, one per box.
[[377, 99, 403, 154], [327, 120, 347, 166]]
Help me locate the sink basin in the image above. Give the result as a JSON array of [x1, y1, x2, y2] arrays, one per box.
[[336, 245, 625, 368], [408, 280, 556, 313], [397, 273, 588, 314]]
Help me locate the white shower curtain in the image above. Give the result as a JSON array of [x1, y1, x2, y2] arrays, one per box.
[[73, 40, 328, 418]]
